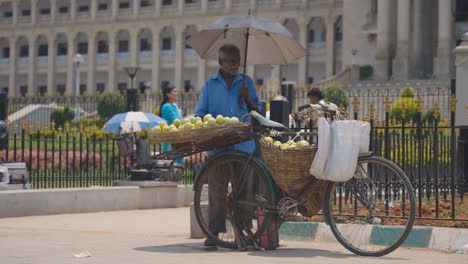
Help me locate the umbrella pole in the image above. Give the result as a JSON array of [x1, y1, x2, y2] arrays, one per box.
[[239, 28, 250, 107]]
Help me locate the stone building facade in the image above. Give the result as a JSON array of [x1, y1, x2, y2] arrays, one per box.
[[0, 0, 464, 96]]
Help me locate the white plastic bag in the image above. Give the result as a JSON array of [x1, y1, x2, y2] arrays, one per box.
[[309, 117, 330, 178], [322, 120, 364, 182], [354, 121, 371, 179]]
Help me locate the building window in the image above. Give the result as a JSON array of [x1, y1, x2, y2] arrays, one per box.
[[162, 0, 172, 5], [118, 40, 129, 52], [20, 85, 28, 96], [98, 3, 108, 10], [321, 29, 326, 42], [56, 84, 65, 95], [256, 79, 263, 86], [38, 44, 48, 57], [162, 38, 171, 50], [308, 30, 315, 43], [3, 47, 9, 58], [185, 0, 195, 3], [97, 40, 108, 53], [118, 82, 127, 94], [78, 5, 89, 12], [4, 11, 12, 18], [140, 0, 151, 7], [140, 38, 151, 51], [22, 10, 31, 16], [96, 83, 105, 93], [78, 42, 88, 54], [57, 43, 67, 56], [119, 2, 130, 8], [79, 84, 87, 95], [185, 36, 192, 49], [184, 80, 192, 92], [38, 85, 47, 96], [161, 81, 170, 89], [40, 8, 50, 15], [307, 77, 314, 84], [58, 6, 68, 13], [19, 45, 28, 57]]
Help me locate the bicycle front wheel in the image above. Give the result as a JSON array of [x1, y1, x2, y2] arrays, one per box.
[[324, 155, 416, 257], [193, 151, 276, 249]]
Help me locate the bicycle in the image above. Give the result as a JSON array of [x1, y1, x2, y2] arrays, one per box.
[[192, 108, 416, 257]]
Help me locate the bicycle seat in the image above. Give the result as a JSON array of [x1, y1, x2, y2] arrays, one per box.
[[249, 111, 287, 130]]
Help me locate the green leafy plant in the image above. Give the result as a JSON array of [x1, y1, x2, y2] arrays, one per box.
[[50, 105, 75, 129], [97, 91, 125, 120], [360, 65, 373, 80], [389, 87, 418, 123], [323, 85, 349, 109]]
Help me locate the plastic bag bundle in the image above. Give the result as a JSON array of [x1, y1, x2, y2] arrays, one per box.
[[310, 119, 370, 182]]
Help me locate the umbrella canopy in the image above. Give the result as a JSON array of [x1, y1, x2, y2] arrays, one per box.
[[102, 111, 166, 135], [185, 15, 307, 66]]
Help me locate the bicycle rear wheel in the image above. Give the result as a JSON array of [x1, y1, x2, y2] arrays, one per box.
[[324, 156, 415, 256], [193, 151, 276, 249]]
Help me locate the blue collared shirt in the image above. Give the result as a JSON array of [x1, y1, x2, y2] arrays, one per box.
[[195, 69, 262, 153]]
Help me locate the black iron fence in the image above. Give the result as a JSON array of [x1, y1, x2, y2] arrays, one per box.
[[6, 81, 453, 133]]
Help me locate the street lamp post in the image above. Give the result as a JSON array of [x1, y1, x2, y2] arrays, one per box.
[[72, 54, 84, 120], [123, 66, 141, 112]]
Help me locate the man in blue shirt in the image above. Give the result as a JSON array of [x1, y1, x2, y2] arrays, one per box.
[[195, 44, 262, 248]]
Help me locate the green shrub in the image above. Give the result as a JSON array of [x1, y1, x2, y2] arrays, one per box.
[[323, 85, 349, 109], [360, 65, 373, 80], [71, 118, 107, 128], [50, 105, 75, 129], [97, 91, 125, 120], [401, 87, 415, 98], [389, 97, 418, 123]]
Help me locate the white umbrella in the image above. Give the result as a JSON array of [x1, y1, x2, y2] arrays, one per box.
[[185, 14, 307, 66]]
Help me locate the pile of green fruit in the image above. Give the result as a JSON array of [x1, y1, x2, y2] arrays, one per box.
[[151, 114, 240, 133], [262, 136, 312, 149]]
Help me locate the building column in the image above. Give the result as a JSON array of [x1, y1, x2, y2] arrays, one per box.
[[66, 33, 75, 94], [133, 0, 139, 18], [325, 16, 335, 78], [8, 38, 16, 96], [27, 37, 36, 94], [108, 31, 116, 91], [50, 0, 56, 23], [47, 36, 55, 95], [178, 0, 184, 15], [174, 25, 184, 91], [12, 1, 18, 24], [87, 32, 96, 94], [155, 0, 161, 16], [246, 65, 255, 82], [270, 66, 281, 91], [201, 0, 207, 14], [298, 20, 308, 86], [152, 29, 160, 92], [130, 31, 138, 66], [433, 0, 452, 80], [225, 0, 232, 11], [412, 0, 424, 77], [275, 0, 281, 8], [71, 0, 77, 21], [249, 0, 256, 10], [374, 0, 391, 80], [31, 0, 38, 24], [392, 0, 410, 80], [111, 0, 118, 20], [197, 59, 206, 91], [91, 0, 97, 20]]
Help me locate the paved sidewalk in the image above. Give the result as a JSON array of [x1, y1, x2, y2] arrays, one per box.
[[0, 207, 466, 264]]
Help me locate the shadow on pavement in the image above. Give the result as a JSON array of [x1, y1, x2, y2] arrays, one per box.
[[134, 242, 407, 261]]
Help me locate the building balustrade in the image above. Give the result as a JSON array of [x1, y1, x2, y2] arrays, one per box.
[[38, 14, 50, 23], [183, 48, 197, 57], [36, 56, 48, 64], [0, 17, 13, 24], [55, 55, 67, 64], [207, 0, 225, 9], [282, 0, 303, 8], [232, 0, 250, 10], [17, 57, 28, 64], [160, 5, 177, 14], [55, 14, 69, 22], [0, 58, 9, 65], [307, 42, 326, 50], [118, 8, 132, 16], [17, 16, 31, 24], [335, 41, 342, 49], [117, 52, 129, 60], [184, 2, 201, 13], [160, 49, 174, 58], [139, 51, 152, 59], [96, 53, 109, 61], [96, 10, 112, 19], [76, 12, 90, 20]]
